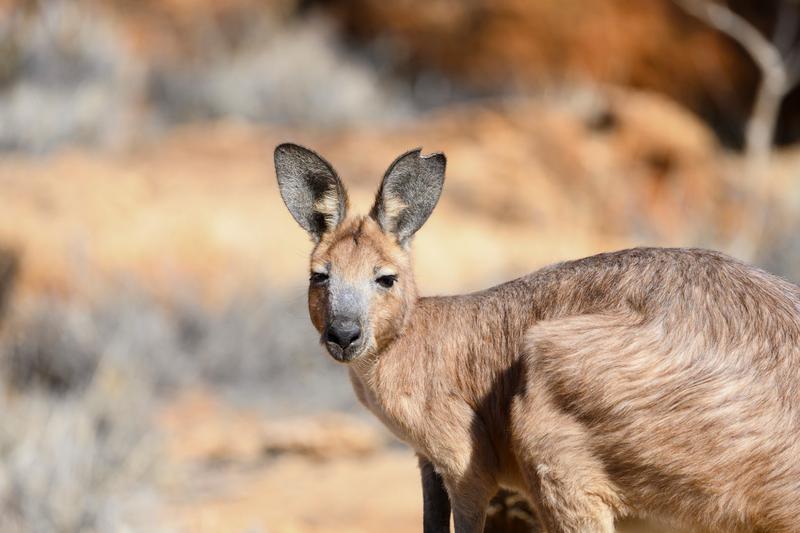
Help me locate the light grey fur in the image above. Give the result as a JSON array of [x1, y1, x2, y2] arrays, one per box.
[[329, 275, 370, 324]]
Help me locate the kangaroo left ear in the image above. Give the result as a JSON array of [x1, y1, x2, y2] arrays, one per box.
[[274, 143, 348, 242], [370, 148, 446, 246]]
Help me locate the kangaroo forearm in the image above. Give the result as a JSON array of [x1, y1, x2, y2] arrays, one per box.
[[419, 456, 452, 533]]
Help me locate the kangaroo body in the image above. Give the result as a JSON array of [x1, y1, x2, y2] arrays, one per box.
[[274, 144, 800, 532], [349, 245, 800, 532]]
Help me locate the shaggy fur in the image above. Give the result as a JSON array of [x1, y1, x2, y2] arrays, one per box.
[[276, 144, 800, 533]]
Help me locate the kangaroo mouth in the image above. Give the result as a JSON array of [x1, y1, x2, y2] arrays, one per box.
[[323, 339, 366, 363]]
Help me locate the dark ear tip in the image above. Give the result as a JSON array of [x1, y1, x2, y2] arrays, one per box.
[[275, 142, 298, 150], [274, 142, 298, 153], [404, 147, 446, 163], [421, 151, 446, 164], [274, 142, 305, 158], [419, 151, 446, 175]]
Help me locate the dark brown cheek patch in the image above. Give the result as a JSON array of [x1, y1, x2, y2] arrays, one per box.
[[308, 290, 328, 333]]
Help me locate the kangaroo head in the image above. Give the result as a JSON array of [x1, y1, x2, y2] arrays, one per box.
[[275, 143, 446, 362]]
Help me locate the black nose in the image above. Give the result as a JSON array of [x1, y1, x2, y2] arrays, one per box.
[[326, 317, 362, 350]]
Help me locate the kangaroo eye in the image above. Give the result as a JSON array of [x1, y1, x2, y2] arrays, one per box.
[[376, 275, 397, 289], [310, 272, 329, 285]]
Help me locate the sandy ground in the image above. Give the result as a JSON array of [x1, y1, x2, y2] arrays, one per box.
[[158, 390, 422, 533], [156, 391, 671, 533], [167, 450, 423, 533]]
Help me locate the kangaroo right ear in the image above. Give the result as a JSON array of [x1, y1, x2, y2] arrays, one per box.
[[274, 143, 348, 242], [370, 148, 446, 246]]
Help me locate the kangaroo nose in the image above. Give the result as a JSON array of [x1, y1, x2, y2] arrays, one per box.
[[326, 318, 362, 350]]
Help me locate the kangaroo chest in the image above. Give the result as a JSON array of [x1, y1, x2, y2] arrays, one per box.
[[347, 362, 506, 487], [348, 367, 418, 441], [349, 364, 461, 460]]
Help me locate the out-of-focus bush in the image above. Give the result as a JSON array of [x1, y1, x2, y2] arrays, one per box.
[[148, 15, 412, 127], [0, 247, 18, 323], [2, 298, 100, 393], [0, 363, 158, 533], [316, 0, 773, 146], [0, 282, 361, 532], [0, 0, 414, 153], [0, 1, 142, 152], [1, 286, 356, 409]]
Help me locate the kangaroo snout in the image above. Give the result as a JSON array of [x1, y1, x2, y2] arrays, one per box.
[[324, 317, 362, 360]]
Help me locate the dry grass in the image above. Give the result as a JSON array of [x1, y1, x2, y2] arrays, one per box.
[[0, 362, 159, 532], [0, 0, 412, 153], [0, 283, 357, 532], [0, 87, 750, 302]]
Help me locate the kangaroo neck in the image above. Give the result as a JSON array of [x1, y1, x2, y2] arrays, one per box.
[[352, 287, 530, 397]]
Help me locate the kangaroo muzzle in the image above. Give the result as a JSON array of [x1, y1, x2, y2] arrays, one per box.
[[325, 316, 363, 361]]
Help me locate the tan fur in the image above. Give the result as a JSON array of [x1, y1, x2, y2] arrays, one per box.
[[305, 217, 800, 532], [379, 194, 409, 233], [313, 187, 344, 231]]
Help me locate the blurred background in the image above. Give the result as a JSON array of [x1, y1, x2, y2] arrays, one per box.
[[0, 0, 799, 531]]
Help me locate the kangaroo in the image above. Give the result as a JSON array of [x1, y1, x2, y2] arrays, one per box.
[[274, 143, 800, 533]]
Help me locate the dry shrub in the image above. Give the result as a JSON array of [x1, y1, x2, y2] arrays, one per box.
[[0, 247, 18, 323], [0, 0, 412, 152], [0, 362, 159, 533], [0, 0, 141, 152], [1, 284, 355, 404], [148, 16, 411, 127], [2, 298, 100, 393]]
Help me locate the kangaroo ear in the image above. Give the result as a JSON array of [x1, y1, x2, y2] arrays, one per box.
[[275, 143, 348, 242], [370, 148, 446, 245]]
